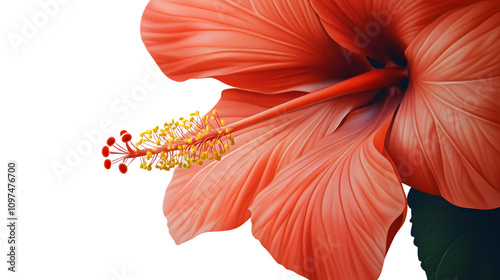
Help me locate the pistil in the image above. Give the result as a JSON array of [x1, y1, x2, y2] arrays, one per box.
[[102, 67, 408, 173]]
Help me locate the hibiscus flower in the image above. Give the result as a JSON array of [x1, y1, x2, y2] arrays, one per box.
[[103, 0, 500, 279]]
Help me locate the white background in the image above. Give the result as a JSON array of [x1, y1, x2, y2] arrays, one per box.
[[0, 0, 425, 279]]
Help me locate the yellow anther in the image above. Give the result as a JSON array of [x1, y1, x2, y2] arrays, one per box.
[[135, 109, 237, 172], [214, 151, 221, 161]]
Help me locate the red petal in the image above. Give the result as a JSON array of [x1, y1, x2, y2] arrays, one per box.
[[388, 1, 500, 209], [164, 89, 376, 244], [141, 0, 370, 94], [311, 0, 478, 63], [250, 95, 406, 280]]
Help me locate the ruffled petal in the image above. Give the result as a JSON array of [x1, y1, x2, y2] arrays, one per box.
[[164, 88, 375, 244], [388, 1, 500, 209], [250, 94, 406, 280], [141, 0, 370, 94], [311, 0, 478, 63]]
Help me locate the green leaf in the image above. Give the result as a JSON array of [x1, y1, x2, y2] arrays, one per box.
[[408, 188, 500, 280]]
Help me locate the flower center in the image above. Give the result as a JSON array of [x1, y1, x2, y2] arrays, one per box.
[[102, 67, 408, 174], [366, 55, 409, 92]]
